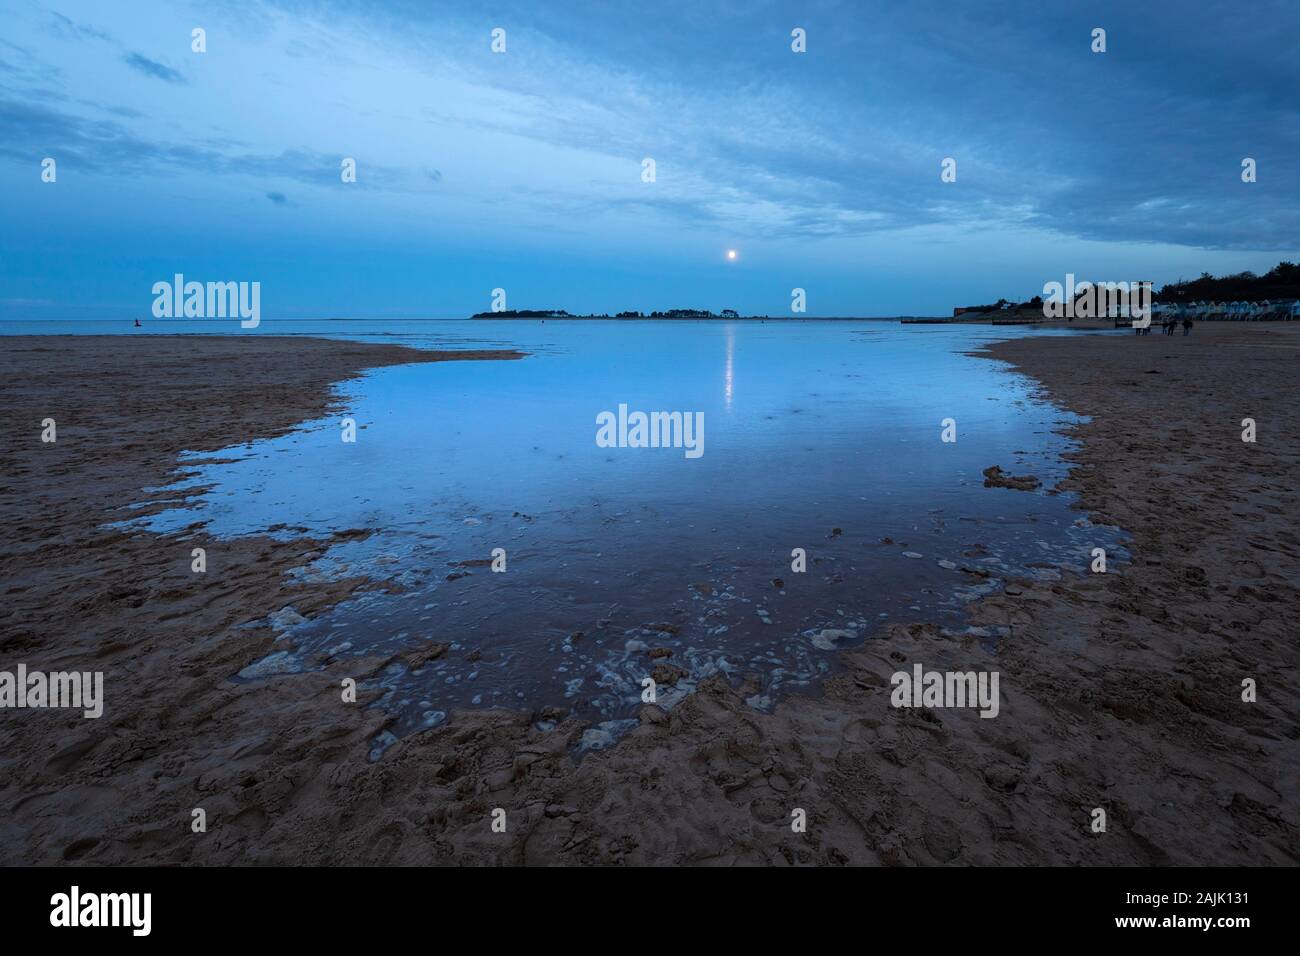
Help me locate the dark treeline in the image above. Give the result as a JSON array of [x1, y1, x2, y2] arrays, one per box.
[[1156, 262, 1300, 303], [960, 262, 1300, 315]]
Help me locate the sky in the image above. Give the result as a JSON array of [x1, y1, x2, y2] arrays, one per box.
[[1, 0, 1298, 319]]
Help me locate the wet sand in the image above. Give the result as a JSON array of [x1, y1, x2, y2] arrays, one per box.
[[1, 327, 1295, 865]]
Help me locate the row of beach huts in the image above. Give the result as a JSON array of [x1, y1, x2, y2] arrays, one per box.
[[1153, 300, 1300, 320]]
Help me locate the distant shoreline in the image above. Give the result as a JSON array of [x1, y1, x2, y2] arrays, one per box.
[[465, 313, 1120, 328]]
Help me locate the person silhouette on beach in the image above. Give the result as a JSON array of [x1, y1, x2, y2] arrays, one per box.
[[1183, 317, 1193, 336]]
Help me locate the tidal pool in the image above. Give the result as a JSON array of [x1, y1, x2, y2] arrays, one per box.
[[122, 319, 1124, 753]]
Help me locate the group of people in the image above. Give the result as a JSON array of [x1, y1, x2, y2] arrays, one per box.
[[1136, 317, 1194, 336]]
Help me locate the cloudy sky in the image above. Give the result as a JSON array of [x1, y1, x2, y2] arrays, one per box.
[[2, 0, 1297, 319]]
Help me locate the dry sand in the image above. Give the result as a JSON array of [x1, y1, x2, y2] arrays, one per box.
[[0, 327, 1295, 866]]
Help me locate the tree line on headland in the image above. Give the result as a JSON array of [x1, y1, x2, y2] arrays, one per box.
[[1154, 262, 1300, 304], [955, 261, 1300, 316]]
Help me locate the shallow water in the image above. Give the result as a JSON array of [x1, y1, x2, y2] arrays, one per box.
[[44, 319, 1124, 753]]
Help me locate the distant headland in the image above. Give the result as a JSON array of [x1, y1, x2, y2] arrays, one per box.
[[469, 263, 1300, 323], [471, 309, 770, 319], [933, 260, 1300, 325]]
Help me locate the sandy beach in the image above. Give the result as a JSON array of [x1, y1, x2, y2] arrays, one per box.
[[1, 326, 1295, 866]]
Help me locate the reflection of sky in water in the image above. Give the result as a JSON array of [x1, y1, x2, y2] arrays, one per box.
[[123, 320, 1125, 754]]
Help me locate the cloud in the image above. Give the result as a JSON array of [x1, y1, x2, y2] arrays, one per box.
[[2, 0, 1298, 314], [46, 11, 114, 44], [0, 96, 220, 171], [122, 53, 186, 84], [0, 97, 436, 201], [0, 37, 64, 89]]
